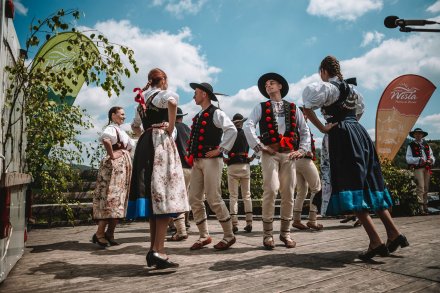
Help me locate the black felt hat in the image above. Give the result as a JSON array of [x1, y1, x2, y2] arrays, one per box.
[[257, 72, 289, 98], [232, 113, 247, 124], [176, 107, 187, 117], [409, 128, 428, 138], [190, 82, 228, 102]]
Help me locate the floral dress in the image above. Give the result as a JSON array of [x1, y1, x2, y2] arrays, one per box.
[[126, 88, 189, 219], [93, 124, 134, 219]]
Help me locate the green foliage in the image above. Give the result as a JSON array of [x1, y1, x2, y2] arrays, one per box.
[[3, 9, 138, 221], [221, 164, 264, 206], [381, 160, 418, 216], [250, 164, 264, 202]]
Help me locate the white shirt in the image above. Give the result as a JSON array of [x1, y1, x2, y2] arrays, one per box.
[[195, 108, 237, 152], [243, 101, 310, 152], [406, 140, 436, 165], [131, 87, 178, 139], [302, 76, 364, 119], [100, 123, 135, 151]]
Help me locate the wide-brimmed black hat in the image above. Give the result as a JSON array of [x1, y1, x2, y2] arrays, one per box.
[[176, 107, 187, 117], [258, 72, 289, 98], [232, 113, 247, 124], [409, 128, 428, 138], [190, 82, 227, 102]]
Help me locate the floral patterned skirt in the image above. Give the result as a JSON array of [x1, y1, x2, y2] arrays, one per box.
[[127, 123, 189, 218], [93, 151, 132, 220]]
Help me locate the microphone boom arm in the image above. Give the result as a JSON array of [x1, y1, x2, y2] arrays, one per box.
[[399, 26, 440, 33]]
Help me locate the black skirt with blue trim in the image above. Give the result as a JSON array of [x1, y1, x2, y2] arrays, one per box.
[[126, 129, 177, 219], [326, 116, 393, 216]]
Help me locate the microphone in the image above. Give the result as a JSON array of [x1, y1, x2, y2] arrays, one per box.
[[384, 15, 437, 28]]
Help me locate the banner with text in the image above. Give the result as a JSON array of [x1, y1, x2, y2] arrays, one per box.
[[375, 74, 436, 161]]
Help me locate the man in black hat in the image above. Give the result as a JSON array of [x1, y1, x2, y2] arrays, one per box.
[[224, 113, 255, 233], [244, 73, 310, 250], [406, 127, 436, 214], [168, 107, 192, 241], [187, 82, 238, 250]]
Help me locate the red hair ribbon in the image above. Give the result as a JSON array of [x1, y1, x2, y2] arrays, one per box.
[[133, 88, 146, 110], [280, 136, 294, 150]]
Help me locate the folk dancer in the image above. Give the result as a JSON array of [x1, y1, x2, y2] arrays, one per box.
[[406, 128, 435, 215], [244, 73, 310, 250], [302, 56, 408, 261], [291, 107, 323, 231], [224, 113, 255, 233], [168, 107, 193, 241], [186, 82, 238, 250], [128, 68, 189, 268], [92, 106, 134, 247]]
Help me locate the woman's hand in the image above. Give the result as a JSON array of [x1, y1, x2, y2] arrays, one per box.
[[166, 126, 174, 136], [320, 123, 337, 133], [111, 150, 123, 160]]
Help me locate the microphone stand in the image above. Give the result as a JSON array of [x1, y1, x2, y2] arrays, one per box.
[[399, 26, 440, 33]]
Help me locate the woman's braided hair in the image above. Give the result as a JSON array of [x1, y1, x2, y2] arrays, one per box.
[[142, 68, 167, 91], [319, 55, 343, 81]]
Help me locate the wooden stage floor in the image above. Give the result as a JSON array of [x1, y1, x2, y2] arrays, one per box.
[[1, 215, 439, 292]]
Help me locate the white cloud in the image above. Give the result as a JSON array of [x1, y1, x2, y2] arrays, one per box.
[[74, 20, 220, 142], [341, 33, 440, 90], [417, 113, 440, 136], [367, 128, 376, 141], [152, 0, 207, 18], [361, 31, 385, 47], [304, 36, 318, 46], [307, 0, 383, 21], [427, 1, 440, 13], [14, 0, 28, 16]]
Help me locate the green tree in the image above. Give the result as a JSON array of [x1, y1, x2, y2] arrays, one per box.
[[3, 9, 138, 213]]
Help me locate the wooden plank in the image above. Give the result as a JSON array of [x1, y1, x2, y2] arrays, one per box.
[[1, 216, 439, 292]]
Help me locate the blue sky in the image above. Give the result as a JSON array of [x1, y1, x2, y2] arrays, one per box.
[[13, 0, 440, 154]]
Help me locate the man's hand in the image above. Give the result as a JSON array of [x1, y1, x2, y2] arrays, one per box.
[[288, 149, 305, 160], [262, 145, 276, 155], [205, 149, 221, 158]]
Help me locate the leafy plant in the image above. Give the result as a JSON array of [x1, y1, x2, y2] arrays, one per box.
[[2, 9, 138, 222], [381, 159, 418, 216]]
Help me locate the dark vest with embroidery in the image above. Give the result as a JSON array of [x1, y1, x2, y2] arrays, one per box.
[[322, 80, 357, 123], [175, 122, 191, 168], [227, 128, 250, 165], [188, 104, 223, 158], [138, 91, 168, 129], [258, 100, 298, 149], [408, 140, 431, 169]]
